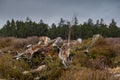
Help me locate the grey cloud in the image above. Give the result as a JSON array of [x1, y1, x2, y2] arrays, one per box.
[[0, 0, 120, 27]]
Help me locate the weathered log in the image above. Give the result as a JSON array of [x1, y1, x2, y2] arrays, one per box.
[[23, 65, 46, 75]]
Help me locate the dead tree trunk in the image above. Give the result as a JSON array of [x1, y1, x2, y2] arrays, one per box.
[[67, 23, 72, 47]]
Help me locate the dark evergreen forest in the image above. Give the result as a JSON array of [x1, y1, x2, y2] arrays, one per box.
[[0, 17, 120, 39]]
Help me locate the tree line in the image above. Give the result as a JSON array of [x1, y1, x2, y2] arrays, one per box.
[[0, 17, 120, 39]]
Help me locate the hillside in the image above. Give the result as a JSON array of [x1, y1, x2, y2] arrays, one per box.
[[0, 36, 120, 80]]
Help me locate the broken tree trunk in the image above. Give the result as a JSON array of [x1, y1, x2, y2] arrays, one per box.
[[22, 65, 46, 75]]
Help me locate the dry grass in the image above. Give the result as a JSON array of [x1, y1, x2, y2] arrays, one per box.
[[0, 37, 13, 49], [0, 36, 39, 53], [0, 37, 120, 80], [59, 69, 116, 80], [0, 54, 30, 80], [13, 36, 39, 49], [109, 67, 120, 74]]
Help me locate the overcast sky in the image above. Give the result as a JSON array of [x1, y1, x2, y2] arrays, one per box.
[[0, 0, 120, 28]]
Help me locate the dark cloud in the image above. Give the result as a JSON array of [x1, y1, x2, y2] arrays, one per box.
[[0, 0, 120, 27]]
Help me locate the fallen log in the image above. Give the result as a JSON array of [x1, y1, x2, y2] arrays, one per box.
[[22, 65, 46, 75]]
